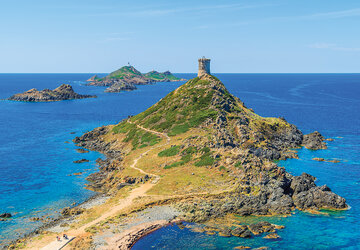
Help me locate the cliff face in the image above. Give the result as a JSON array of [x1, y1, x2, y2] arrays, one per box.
[[8, 84, 97, 102], [74, 74, 346, 220]]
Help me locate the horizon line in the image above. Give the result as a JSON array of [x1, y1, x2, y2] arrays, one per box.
[[0, 72, 360, 74]]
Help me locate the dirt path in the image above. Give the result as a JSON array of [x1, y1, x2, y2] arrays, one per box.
[[38, 121, 169, 250]]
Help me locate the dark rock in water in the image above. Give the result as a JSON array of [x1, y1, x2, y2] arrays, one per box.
[[248, 222, 275, 235], [218, 228, 232, 237], [264, 233, 281, 239], [292, 184, 346, 210], [7, 84, 97, 102], [303, 131, 327, 150], [231, 226, 252, 238], [76, 148, 89, 153], [73, 159, 89, 163], [70, 132, 76, 134], [104, 81, 137, 93], [313, 158, 340, 163], [0, 213, 11, 218]]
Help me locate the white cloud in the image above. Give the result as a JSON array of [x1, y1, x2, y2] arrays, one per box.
[[309, 43, 360, 51], [306, 8, 360, 19], [88, 3, 275, 17]]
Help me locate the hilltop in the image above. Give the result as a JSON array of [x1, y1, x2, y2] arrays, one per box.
[[87, 66, 185, 92], [7, 84, 96, 102], [75, 74, 346, 217]]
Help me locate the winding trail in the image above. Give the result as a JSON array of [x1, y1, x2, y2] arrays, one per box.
[[39, 121, 169, 250]]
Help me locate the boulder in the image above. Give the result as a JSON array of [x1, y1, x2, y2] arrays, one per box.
[[0, 213, 12, 218], [303, 131, 327, 150]]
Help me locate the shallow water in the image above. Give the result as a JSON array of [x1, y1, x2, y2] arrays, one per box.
[[0, 73, 359, 248], [0, 74, 187, 245]]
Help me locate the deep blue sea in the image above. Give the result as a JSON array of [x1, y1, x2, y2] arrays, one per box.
[[0, 73, 359, 249]]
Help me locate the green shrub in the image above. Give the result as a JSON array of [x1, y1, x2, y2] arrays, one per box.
[[219, 166, 226, 171], [234, 161, 242, 168], [182, 146, 198, 155], [158, 146, 180, 157], [201, 147, 210, 153], [180, 154, 192, 163], [164, 162, 182, 169], [195, 152, 214, 167]]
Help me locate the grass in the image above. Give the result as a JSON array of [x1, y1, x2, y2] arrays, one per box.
[[129, 77, 219, 136], [112, 121, 160, 149], [169, 123, 190, 136]]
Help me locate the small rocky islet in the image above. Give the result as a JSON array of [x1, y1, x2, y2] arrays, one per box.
[[68, 59, 347, 248], [86, 65, 185, 93], [7, 84, 96, 102]]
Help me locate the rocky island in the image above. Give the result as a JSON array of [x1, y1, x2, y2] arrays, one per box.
[[87, 65, 185, 93], [8, 84, 96, 102], [20, 59, 347, 249]]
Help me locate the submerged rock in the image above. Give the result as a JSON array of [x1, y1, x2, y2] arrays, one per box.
[[73, 159, 89, 163], [76, 148, 90, 153], [264, 233, 281, 239], [8, 84, 96, 102]]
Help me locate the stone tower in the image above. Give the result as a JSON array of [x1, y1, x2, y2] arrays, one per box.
[[198, 57, 211, 77]]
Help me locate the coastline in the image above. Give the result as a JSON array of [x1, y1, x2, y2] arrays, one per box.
[[102, 219, 180, 250], [6, 192, 109, 248], [2, 73, 356, 249]]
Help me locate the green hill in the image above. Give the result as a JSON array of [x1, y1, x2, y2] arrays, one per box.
[[75, 72, 347, 226], [144, 70, 182, 82]]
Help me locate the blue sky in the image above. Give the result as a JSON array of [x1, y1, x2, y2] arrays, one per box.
[[1, 0, 359, 73]]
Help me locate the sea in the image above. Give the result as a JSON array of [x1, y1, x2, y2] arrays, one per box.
[[0, 73, 359, 249]]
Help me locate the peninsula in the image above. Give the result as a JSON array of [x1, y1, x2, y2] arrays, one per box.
[[8, 84, 97, 102], [20, 59, 346, 249], [87, 65, 185, 93]]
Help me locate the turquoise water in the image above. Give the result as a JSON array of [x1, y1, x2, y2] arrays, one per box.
[[133, 74, 360, 249], [0, 74, 187, 245], [0, 74, 359, 248]]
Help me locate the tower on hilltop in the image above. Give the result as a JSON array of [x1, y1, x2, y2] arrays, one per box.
[[198, 57, 211, 77]]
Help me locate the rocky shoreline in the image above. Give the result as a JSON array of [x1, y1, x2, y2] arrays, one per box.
[[4, 193, 108, 249], [7, 84, 96, 102]]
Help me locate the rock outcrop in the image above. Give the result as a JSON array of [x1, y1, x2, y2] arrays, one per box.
[[8, 84, 96, 102], [87, 75, 99, 82], [104, 81, 137, 93], [303, 131, 327, 150]]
